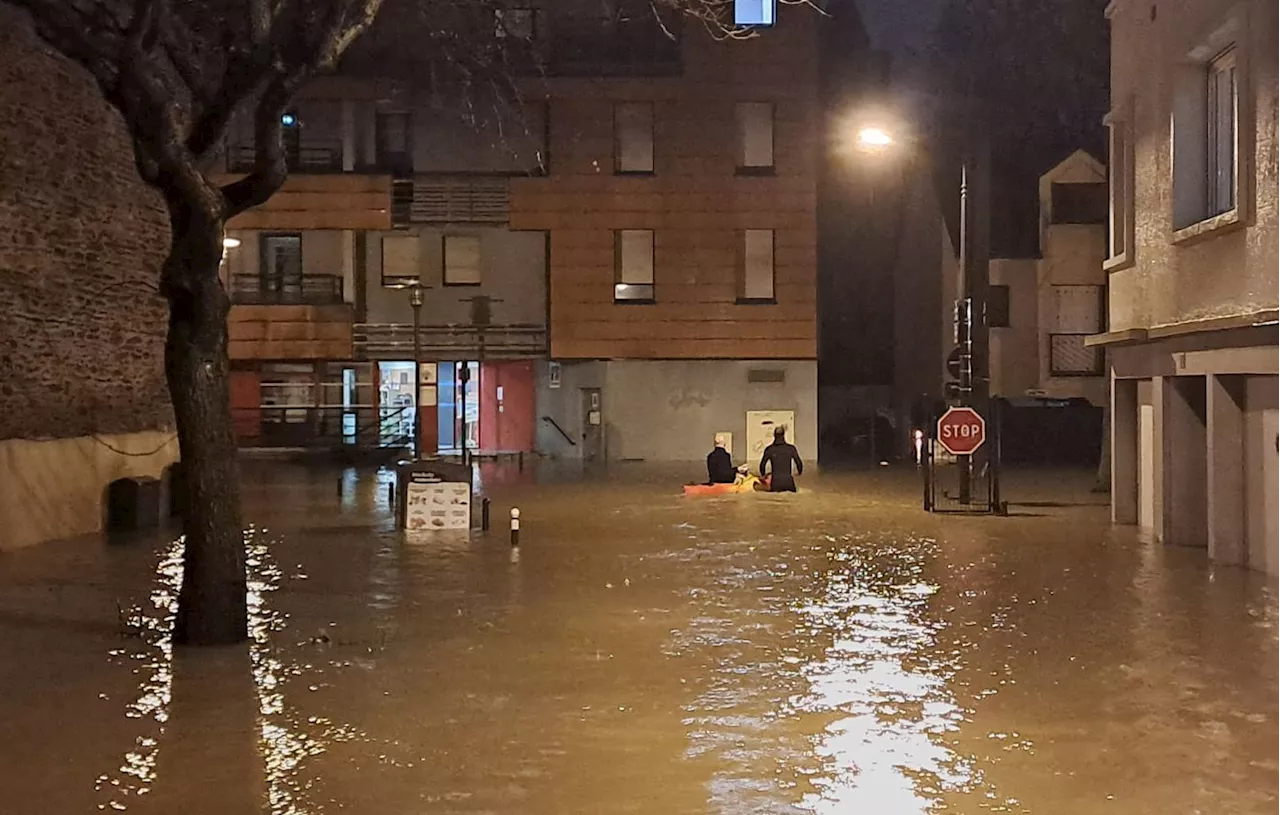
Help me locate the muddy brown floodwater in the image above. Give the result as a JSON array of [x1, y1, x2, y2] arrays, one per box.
[[0, 462, 1275, 815]]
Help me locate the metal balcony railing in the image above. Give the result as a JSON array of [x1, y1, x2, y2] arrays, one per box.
[[227, 141, 345, 174], [230, 274, 345, 306], [391, 176, 511, 225], [353, 323, 547, 359], [1049, 333, 1104, 376]]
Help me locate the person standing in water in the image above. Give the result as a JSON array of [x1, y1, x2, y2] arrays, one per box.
[[759, 426, 804, 492]]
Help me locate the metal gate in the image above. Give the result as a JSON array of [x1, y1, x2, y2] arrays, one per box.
[[922, 402, 1006, 515]]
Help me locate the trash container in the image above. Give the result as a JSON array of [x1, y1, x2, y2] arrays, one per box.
[[106, 477, 163, 535]]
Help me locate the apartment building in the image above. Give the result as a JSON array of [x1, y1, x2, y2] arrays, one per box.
[[219, 0, 832, 464], [989, 150, 1109, 407], [1090, 0, 1277, 572], [216, 74, 547, 457]]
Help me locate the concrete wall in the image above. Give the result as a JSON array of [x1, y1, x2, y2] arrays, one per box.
[[1243, 375, 1278, 574], [1106, 0, 1278, 332], [0, 4, 178, 549], [989, 258, 1040, 398], [0, 433, 177, 551], [535, 360, 817, 463], [362, 227, 547, 327]]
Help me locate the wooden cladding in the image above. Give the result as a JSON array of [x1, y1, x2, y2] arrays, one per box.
[[228, 304, 354, 360], [214, 174, 392, 230]]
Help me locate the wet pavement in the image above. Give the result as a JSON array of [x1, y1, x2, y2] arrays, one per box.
[[0, 462, 1275, 814]]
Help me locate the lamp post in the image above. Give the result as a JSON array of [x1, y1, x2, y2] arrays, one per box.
[[854, 119, 992, 505], [408, 283, 424, 460]]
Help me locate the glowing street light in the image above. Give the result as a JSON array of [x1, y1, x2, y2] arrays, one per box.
[[222, 236, 242, 249], [855, 126, 895, 150]]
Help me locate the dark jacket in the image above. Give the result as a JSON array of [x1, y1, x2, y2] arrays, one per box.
[[760, 441, 803, 492], [706, 447, 736, 484]]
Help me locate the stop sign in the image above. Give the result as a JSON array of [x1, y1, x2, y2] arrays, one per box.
[[937, 406, 986, 456]]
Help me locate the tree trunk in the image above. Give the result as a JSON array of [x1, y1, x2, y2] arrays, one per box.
[[163, 202, 247, 646]]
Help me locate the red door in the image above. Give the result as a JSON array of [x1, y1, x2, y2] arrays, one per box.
[[229, 369, 261, 442], [479, 361, 534, 453]]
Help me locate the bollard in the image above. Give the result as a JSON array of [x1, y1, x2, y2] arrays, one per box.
[[387, 482, 395, 507], [510, 507, 520, 547], [518, 451, 524, 472], [481, 497, 491, 531], [337, 476, 343, 497]]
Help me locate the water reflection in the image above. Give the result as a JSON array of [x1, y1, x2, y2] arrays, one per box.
[[789, 544, 983, 813], [99, 529, 360, 813]]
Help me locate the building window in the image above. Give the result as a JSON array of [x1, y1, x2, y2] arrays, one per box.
[[986, 285, 1010, 327], [1050, 182, 1107, 224], [735, 102, 774, 174], [738, 229, 775, 302], [261, 233, 302, 293], [381, 234, 420, 286], [375, 112, 412, 176], [734, 0, 775, 26], [614, 229, 654, 303], [614, 102, 654, 174], [1051, 285, 1104, 334], [1104, 105, 1134, 268], [1172, 38, 1243, 234], [443, 235, 482, 285], [495, 8, 537, 39]]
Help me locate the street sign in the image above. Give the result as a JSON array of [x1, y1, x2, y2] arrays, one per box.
[[945, 346, 965, 380], [937, 406, 986, 456]]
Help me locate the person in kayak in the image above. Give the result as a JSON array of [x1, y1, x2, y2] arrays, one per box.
[[706, 434, 736, 484], [759, 426, 804, 492]]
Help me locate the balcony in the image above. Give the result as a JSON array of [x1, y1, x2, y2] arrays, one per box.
[[1049, 333, 1105, 377], [229, 274, 345, 306], [353, 323, 547, 359], [226, 141, 345, 174]]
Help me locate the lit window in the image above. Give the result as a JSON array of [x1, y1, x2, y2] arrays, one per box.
[[615, 230, 654, 302], [738, 229, 774, 302], [734, 0, 775, 26], [444, 235, 482, 285], [495, 8, 536, 39], [615, 103, 654, 174], [735, 102, 774, 173]]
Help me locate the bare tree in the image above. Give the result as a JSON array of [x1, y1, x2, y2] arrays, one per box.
[[12, 0, 386, 646], [15, 0, 810, 646]]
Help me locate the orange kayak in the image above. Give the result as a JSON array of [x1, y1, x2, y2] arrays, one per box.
[[683, 476, 769, 496]]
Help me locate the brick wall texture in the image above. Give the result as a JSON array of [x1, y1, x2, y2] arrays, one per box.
[[0, 3, 173, 441]]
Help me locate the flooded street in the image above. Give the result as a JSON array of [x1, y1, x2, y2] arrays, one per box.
[[0, 463, 1275, 814]]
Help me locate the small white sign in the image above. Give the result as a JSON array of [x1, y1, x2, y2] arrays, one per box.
[[548, 361, 562, 389]]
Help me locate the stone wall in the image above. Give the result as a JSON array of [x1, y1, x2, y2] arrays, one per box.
[[0, 2, 172, 442]]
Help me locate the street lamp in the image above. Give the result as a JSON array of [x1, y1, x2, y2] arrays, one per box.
[[854, 126, 895, 150], [408, 284, 425, 460], [848, 114, 992, 505]]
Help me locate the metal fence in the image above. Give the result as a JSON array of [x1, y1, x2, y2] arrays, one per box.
[[232, 405, 412, 451], [229, 274, 345, 306], [922, 402, 1004, 515]]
